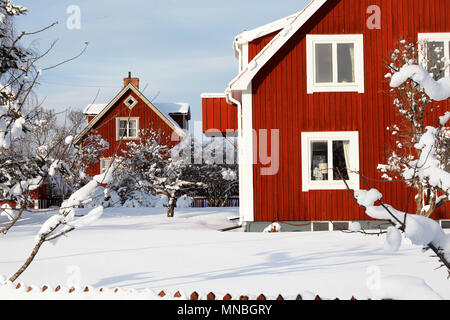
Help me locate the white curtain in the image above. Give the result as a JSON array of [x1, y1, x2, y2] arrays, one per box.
[[349, 46, 355, 83], [343, 140, 351, 176]]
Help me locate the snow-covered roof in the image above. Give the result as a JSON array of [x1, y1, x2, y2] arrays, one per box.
[[153, 102, 191, 129], [153, 102, 190, 115], [83, 104, 108, 115], [74, 83, 187, 144], [228, 0, 328, 91], [82, 102, 190, 118], [234, 10, 301, 45]]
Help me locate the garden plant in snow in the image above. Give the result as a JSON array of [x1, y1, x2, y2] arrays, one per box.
[[344, 39, 450, 277], [111, 129, 204, 217]]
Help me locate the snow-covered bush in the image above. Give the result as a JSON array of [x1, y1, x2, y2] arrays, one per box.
[[183, 139, 239, 207], [176, 195, 193, 208], [123, 191, 168, 208]]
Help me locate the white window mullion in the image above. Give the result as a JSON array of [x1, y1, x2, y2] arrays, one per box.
[[327, 139, 333, 182], [332, 42, 338, 85]]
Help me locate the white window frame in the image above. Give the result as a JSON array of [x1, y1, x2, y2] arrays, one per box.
[[124, 95, 138, 109], [306, 34, 365, 94], [418, 33, 450, 78], [301, 131, 360, 192], [116, 117, 139, 140], [100, 157, 113, 174]]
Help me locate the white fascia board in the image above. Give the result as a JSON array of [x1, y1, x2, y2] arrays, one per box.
[[234, 10, 301, 45], [200, 93, 227, 98], [228, 0, 328, 92]]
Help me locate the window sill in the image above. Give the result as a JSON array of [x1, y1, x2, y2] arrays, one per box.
[[302, 180, 359, 192], [307, 85, 364, 94], [116, 137, 139, 141]]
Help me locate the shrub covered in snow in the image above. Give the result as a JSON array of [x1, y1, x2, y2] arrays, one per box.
[[176, 195, 193, 208]]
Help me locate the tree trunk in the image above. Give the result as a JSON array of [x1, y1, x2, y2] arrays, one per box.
[[167, 197, 175, 218]]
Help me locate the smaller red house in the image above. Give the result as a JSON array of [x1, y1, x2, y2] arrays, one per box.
[[74, 73, 190, 176]]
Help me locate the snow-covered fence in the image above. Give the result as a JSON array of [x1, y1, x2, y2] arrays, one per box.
[[0, 282, 363, 300], [191, 196, 239, 208], [34, 198, 63, 209]]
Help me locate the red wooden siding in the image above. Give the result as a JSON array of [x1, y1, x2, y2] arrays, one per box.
[[84, 89, 180, 176], [251, 0, 450, 222], [248, 31, 279, 62], [202, 96, 238, 136]]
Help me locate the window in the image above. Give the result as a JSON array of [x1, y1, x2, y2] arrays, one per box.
[[100, 158, 112, 174], [306, 35, 364, 93], [301, 131, 360, 191], [124, 95, 138, 109], [116, 118, 139, 140], [418, 33, 450, 80]]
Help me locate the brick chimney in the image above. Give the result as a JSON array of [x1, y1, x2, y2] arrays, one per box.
[[123, 72, 139, 89]]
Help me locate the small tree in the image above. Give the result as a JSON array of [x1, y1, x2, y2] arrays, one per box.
[[378, 39, 449, 217], [343, 39, 450, 277], [112, 130, 203, 217]]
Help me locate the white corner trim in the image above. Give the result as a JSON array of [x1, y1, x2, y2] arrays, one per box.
[[301, 131, 360, 192], [228, 0, 328, 92], [239, 85, 254, 222], [306, 34, 365, 94]]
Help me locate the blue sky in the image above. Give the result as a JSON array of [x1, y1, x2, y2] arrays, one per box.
[[15, 0, 309, 123]]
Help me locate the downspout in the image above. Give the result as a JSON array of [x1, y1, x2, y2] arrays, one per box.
[[227, 39, 244, 227]]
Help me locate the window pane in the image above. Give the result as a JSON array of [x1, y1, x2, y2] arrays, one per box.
[[332, 140, 350, 180], [311, 141, 328, 181], [337, 43, 355, 83], [315, 43, 333, 83], [129, 120, 137, 137], [427, 41, 446, 80], [119, 120, 127, 137]]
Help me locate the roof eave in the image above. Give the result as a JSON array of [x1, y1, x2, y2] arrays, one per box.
[[228, 0, 327, 93]]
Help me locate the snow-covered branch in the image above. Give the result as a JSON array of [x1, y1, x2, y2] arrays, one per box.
[[391, 64, 450, 101]]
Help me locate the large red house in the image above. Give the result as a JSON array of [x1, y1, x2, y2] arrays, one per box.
[[74, 74, 190, 176], [202, 0, 450, 231]]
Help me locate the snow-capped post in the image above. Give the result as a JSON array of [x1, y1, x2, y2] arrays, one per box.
[[339, 40, 450, 277]]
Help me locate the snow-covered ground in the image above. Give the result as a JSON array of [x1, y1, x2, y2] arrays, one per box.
[[0, 207, 449, 300]]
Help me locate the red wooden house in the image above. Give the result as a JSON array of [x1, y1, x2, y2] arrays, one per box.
[[74, 73, 190, 176], [202, 0, 450, 231]]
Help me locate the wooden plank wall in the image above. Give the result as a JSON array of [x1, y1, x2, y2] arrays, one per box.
[[250, 0, 450, 221]]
